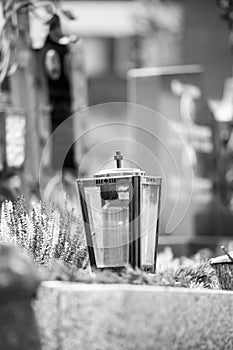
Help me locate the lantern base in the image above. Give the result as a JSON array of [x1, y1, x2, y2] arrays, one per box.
[[91, 264, 155, 274], [94, 266, 127, 274]]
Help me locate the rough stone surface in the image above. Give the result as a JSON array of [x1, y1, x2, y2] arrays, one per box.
[[0, 245, 41, 350], [33, 285, 59, 350], [36, 282, 233, 350]]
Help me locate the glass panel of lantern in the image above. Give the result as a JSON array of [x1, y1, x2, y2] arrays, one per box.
[[79, 177, 132, 268], [6, 111, 26, 169], [140, 178, 161, 267]]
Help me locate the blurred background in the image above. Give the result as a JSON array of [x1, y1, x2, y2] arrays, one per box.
[[1, 0, 233, 256], [62, 0, 232, 102]]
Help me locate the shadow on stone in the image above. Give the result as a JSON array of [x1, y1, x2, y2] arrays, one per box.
[[0, 245, 42, 350]]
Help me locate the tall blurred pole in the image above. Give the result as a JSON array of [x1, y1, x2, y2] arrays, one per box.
[[0, 2, 7, 174], [69, 39, 89, 176], [2, 0, 41, 197]]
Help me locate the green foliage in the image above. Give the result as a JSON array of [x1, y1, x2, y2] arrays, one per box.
[[0, 197, 219, 289], [0, 196, 88, 269], [44, 260, 219, 289]]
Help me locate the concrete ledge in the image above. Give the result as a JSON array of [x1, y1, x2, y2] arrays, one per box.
[[33, 284, 60, 350], [35, 282, 233, 350]]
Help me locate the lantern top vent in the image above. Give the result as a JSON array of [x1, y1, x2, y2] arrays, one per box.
[[94, 151, 145, 178]]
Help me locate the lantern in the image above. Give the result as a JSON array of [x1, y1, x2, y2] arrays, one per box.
[[77, 151, 162, 272]]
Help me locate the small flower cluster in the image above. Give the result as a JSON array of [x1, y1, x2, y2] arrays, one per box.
[[0, 196, 88, 269]]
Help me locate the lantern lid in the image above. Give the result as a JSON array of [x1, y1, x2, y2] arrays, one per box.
[[94, 168, 145, 178], [210, 254, 233, 264], [210, 246, 233, 265], [94, 151, 145, 178]]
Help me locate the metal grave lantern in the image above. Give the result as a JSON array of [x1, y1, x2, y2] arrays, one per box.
[[77, 151, 162, 272]]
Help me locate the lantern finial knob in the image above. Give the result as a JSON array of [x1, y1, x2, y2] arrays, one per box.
[[114, 151, 123, 168]]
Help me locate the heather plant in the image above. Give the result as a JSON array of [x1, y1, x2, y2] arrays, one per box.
[[0, 196, 88, 269]]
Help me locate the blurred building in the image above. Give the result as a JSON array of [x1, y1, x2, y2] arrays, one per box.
[[60, 0, 232, 105], [60, 0, 184, 105]]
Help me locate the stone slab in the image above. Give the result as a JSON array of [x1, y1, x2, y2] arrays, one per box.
[[35, 282, 233, 350], [33, 284, 60, 350]]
